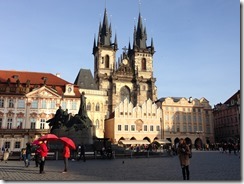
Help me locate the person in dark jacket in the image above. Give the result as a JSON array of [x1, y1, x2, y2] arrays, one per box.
[[177, 138, 191, 180], [25, 143, 32, 167]]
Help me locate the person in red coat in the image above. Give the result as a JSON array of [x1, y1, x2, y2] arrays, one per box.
[[62, 144, 70, 173], [38, 140, 48, 174]]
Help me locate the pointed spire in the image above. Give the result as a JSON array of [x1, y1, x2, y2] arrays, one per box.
[[114, 33, 118, 50], [150, 37, 155, 54], [92, 35, 97, 55], [99, 8, 112, 46], [135, 13, 147, 49]]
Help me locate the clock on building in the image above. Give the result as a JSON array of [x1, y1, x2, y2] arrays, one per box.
[[68, 87, 72, 93], [122, 59, 128, 65]]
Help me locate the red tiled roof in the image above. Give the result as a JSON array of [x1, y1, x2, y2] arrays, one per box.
[[0, 70, 81, 97], [0, 70, 71, 85]]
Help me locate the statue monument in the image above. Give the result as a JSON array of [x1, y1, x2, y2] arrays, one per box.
[[46, 92, 93, 146]]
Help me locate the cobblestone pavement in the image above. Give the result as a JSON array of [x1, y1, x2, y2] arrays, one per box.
[[0, 151, 241, 182]]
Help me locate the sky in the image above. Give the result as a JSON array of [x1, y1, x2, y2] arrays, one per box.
[[0, 0, 240, 107]]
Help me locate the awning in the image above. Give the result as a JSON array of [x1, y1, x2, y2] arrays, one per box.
[[119, 140, 150, 145], [154, 139, 171, 144]]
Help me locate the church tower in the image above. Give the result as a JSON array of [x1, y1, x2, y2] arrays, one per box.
[[93, 8, 157, 115], [93, 8, 118, 91], [128, 12, 157, 106]]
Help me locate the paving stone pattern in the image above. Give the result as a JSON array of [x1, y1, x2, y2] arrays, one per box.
[[0, 151, 241, 181]]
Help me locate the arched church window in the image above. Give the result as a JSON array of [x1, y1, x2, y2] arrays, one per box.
[[87, 102, 91, 111], [141, 58, 147, 71], [95, 103, 100, 111], [105, 55, 110, 68], [120, 86, 130, 102]]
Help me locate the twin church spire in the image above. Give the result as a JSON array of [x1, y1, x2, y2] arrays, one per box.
[[93, 8, 154, 55]]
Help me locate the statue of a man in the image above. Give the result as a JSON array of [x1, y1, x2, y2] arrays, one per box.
[[78, 92, 87, 117]]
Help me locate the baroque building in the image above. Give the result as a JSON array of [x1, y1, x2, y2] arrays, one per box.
[[155, 97, 214, 149], [0, 70, 81, 151]]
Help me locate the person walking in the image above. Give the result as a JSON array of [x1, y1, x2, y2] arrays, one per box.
[[80, 144, 86, 162], [62, 144, 70, 173], [25, 142, 32, 167], [177, 138, 191, 180], [39, 140, 48, 174], [34, 144, 41, 167], [21, 148, 26, 165]]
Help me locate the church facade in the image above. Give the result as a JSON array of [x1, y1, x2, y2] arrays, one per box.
[[75, 8, 161, 143]]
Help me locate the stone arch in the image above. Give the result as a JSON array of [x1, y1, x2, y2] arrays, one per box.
[[194, 138, 203, 150], [144, 137, 151, 143]]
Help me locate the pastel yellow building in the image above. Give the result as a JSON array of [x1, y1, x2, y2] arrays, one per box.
[[105, 98, 162, 144], [156, 97, 215, 149]]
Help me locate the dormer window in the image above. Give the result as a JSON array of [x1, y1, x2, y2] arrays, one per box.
[[12, 75, 19, 80]]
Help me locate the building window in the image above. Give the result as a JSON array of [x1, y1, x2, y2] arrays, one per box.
[[156, 125, 160, 131], [188, 124, 192, 132], [95, 103, 100, 111], [15, 142, 21, 149], [188, 115, 191, 123], [50, 101, 56, 109], [105, 55, 110, 68], [0, 99, 4, 108], [198, 116, 202, 123], [120, 86, 130, 103], [87, 102, 91, 111], [17, 99, 25, 108], [150, 125, 154, 131], [31, 100, 38, 109], [125, 125, 128, 131], [141, 58, 147, 70], [7, 118, 12, 129], [0, 118, 2, 129], [9, 99, 14, 108], [131, 125, 135, 131], [144, 125, 147, 131], [30, 118, 36, 129], [194, 125, 197, 132], [17, 118, 23, 129], [118, 125, 122, 131], [71, 101, 77, 110], [61, 101, 67, 110], [40, 119, 45, 129], [4, 142, 10, 149], [183, 125, 187, 132], [41, 100, 47, 109]]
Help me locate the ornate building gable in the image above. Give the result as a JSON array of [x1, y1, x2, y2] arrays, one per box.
[[26, 86, 61, 99], [115, 98, 161, 119]]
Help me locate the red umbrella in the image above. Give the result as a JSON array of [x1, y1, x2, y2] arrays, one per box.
[[59, 137, 76, 150], [38, 134, 58, 141], [32, 139, 41, 145]]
